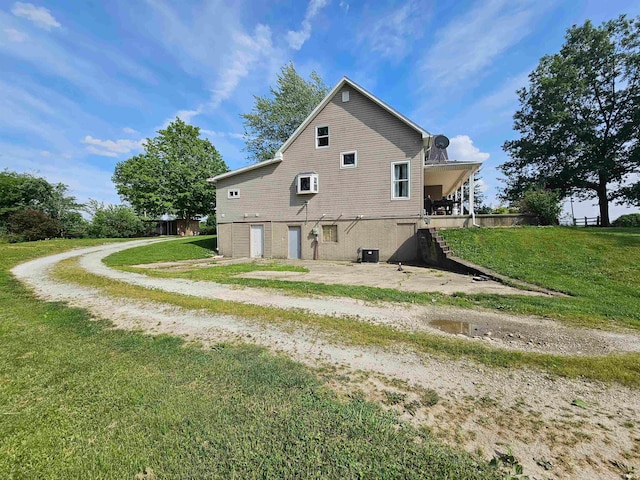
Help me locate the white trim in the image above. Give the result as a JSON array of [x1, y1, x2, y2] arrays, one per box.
[[315, 125, 329, 149], [208, 156, 282, 183], [297, 172, 319, 194], [340, 150, 357, 169], [391, 160, 411, 200], [277, 77, 431, 155], [227, 189, 240, 199]]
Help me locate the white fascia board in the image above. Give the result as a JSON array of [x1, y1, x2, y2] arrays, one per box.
[[208, 157, 282, 183], [276, 77, 431, 155]]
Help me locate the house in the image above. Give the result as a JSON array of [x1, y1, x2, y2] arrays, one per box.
[[209, 77, 487, 262]]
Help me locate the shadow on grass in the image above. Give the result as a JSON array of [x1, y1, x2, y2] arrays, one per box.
[[188, 236, 217, 251]]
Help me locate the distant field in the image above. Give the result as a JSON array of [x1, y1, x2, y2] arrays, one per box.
[[440, 227, 640, 329], [0, 239, 497, 479]]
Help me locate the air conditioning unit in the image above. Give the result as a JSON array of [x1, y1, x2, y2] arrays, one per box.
[[297, 172, 319, 194]]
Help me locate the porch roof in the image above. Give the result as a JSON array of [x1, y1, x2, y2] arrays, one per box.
[[423, 161, 482, 197]]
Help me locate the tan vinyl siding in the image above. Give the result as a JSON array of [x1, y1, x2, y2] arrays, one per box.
[[215, 87, 423, 225], [218, 223, 232, 257]]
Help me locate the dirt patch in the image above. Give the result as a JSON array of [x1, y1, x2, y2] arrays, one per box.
[[11, 240, 640, 480]]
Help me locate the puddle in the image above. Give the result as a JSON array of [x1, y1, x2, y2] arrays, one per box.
[[429, 319, 490, 337]]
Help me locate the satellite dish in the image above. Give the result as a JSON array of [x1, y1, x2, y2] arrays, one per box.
[[434, 135, 450, 149]]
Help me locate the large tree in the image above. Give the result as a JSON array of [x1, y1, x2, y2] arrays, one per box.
[[500, 16, 640, 226], [242, 63, 329, 162], [113, 119, 228, 222]]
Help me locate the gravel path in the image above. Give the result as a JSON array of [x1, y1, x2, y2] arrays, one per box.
[[11, 239, 640, 480]]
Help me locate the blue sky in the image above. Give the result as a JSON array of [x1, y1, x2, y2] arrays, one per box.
[[1, 0, 638, 220]]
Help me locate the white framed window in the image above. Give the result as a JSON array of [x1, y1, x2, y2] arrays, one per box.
[[391, 161, 410, 199], [340, 150, 357, 169], [297, 173, 319, 194], [227, 189, 240, 199], [316, 125, 329, 148]]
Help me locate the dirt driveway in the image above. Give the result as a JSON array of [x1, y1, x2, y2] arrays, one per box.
[[11, 239, 640, 480]]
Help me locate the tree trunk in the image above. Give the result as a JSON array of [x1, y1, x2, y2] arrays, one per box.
[[596, 178, 610, 227]]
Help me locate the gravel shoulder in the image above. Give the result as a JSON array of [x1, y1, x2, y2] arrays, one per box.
[[11, 240, 640, 480]]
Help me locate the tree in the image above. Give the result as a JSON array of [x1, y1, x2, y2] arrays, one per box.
[[517, 188, 563, 225], [242, 63, 329, 162], [87, 204, 144, 238], [0, 170, 85, 238], [6, 209, 62, 242], [113, 119, 228, 225], [500, 16, 640, 226], [0, 170, 53, 218]]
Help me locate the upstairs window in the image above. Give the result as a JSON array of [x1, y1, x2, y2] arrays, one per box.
[[227, 189, 240, 199], [297, 173, 319, 194], [392, 161, 410, 199], [316, 125, 329, 148], [340, 151, 357, 169]]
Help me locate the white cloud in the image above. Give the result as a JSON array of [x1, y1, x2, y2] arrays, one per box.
[[422, 0, 551, 86], [447, 135, 490, 163], [82, 135, 142, 157], [201, 130, 244, 140], [358, 1, 426, 60], [11, 2, 61, 31], [4, 27, 28, 42], [40, 150, 51, 156], [210, 24, 274, 108], [286, 0, 329, 51], [122, 127, 139, 135]]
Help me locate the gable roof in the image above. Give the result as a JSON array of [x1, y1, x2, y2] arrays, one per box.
[[209, 76, 432, 183], [278, 77, 431, 154]]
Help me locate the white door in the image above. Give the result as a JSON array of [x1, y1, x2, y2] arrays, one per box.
[[288, 226, 301, 259], [250, 225, 264, 258]]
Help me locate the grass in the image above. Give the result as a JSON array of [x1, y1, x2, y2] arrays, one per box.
[[54, 257, 640, 388], [439, 227, 640, 329], [106, 235, 218, 265], [0, 238, 498, 479], [107, 232, 640, 331]]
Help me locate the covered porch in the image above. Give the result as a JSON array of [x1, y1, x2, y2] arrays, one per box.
[[423, 161, 482, 219]]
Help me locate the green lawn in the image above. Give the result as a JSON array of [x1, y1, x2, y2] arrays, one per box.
[[440, 227, 640, 329], [110, 231, 640, 331], [106, 235, 218, 265], [0, 239, 497, 479]]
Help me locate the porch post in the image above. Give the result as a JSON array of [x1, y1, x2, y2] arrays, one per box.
[[459, 185, 464, 213], [469, 174, 475, 216]]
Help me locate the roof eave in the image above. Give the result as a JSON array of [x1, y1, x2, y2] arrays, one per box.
[[208, 156, 282, 183]]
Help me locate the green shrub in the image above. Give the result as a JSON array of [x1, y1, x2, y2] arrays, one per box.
[[612, 213, 640, 227], [6, 208, 62, 241], [88, 205, 144, 238], [517, 189, 562, 225]]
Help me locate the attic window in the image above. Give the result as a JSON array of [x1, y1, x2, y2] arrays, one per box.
[[227, 189, 240, 199], [297, 173, 319, 194], [342, 91, 350, 102], [316, 126, 329, 148]]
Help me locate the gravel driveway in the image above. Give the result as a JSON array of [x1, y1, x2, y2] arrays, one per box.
[[11, 239, 640, 479]]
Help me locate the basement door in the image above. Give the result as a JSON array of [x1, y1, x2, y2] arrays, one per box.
[[250, 225, 264, 258], [288, 226, 301, 259]]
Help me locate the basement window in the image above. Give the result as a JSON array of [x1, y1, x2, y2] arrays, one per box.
[[322, 225, 338, 242], [297, 173, 319, 194]]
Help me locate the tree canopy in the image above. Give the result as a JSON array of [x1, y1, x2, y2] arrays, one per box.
[[0, 170, 85, 239], [113, 118, 228, 221], [500, 15, 640, 226], [242, 63, 329, 162]]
